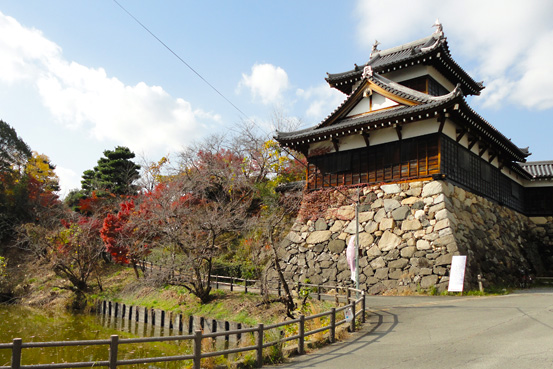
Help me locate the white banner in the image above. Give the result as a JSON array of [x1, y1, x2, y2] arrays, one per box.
[[448, 255, 467, 292]]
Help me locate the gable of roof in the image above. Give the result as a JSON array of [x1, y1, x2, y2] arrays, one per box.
[[326, 31, 484, 97], [314, 72, 462, 130]]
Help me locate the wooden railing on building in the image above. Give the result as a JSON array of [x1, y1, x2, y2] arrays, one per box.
[[0, 286, 366, 369]]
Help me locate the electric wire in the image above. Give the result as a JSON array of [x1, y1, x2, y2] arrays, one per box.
[[111, 0, 358, 205], [111, 0, 250, 121]]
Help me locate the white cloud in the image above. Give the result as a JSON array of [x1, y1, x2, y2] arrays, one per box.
[[0, 11, 220, 157], [238, 63, 290, 105], [54, 165, 81, 197], [355, 0, 553, 110], [296, 84, 345, 122]]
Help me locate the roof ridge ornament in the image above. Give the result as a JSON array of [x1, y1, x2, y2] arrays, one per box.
[[371, 40, 381, 56], [362, 65, 373, 79], [432, 18, 444, 37]]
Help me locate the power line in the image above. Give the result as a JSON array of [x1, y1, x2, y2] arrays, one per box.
[[111, 0, 358, 205], [111, 0, 250, 120]]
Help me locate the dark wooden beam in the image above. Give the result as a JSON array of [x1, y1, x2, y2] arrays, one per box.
[[478, 144, 487, 157], [362, 132, 370, 147], [467, 136, 478, 150], [456, 128, 466, 142], [488, 151, 497, 163], [437, 114, 446, 133], [332, 138, 339, 152], [394, 124, 402, 140], [498, 158, 505, 170]]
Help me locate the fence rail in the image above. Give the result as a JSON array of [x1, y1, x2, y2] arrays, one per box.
[[1, 288, 365, 369]]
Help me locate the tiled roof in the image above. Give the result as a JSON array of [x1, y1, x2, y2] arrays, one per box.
[[275, 93, 458, 141], [520, 161, 553, 179], [326, 32, 483, 96]]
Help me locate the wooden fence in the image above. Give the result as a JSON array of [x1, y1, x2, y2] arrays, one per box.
[[0, 286, 365, 369]]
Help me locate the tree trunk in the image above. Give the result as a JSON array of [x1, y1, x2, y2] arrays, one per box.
[[270, 234, 296, 318]]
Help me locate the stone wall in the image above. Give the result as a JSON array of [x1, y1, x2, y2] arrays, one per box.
[[269, 180, 553, 294]]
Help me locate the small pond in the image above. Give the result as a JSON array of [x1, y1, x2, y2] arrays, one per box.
[[0, 305, 194, 368]]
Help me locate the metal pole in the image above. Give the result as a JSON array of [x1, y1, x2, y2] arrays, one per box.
[[355, 197, 360, 298]]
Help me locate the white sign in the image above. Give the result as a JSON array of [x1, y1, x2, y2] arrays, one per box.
[[448, 255, 467, 292], [344, 307, 353, 322]]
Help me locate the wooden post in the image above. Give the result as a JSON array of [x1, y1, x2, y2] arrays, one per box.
[[11, 338, 22, 369], [298, 315, 305, 355], [161, 310, 165, 327], [188, 316, 194, 334], [330, 308, 336, 343], [216, 275, 219, 289], [225, 321, 230, 342], [237, 323, 242, 343], [109, 335, 119, 369], [256, 324, 264, 368], [122, 304, 126, 319], [278, 281, 281, 297], [317, 284, 321, 301], [193, 330, 202, 369], [245, 278, 248, 294], [231, 277, 234, 292]]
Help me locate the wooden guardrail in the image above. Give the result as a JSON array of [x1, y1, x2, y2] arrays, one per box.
[[0, 288, 365, 369]]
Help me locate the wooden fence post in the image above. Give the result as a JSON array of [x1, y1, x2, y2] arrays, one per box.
[[256, 324, 264, 368], [11, 338, 22, 369], [317, 284, 321, 301], [330, 308, 336, 343], [109, 335, 119, 369], [245, 278, 248, 294], [231, 277, 234, 292], [193, 330, 202, 369], [298, 315, 305, 355]]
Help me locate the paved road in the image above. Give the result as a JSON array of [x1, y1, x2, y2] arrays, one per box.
[[272, 289, 553, 369]]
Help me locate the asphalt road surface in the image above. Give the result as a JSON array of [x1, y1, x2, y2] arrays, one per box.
[[273, 289, 553, 369]]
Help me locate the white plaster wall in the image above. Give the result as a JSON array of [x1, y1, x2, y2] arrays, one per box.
[[347, 97, 371, 117], [401, 118, 439, 139], [308, 140, 335, 155], [372, 93, 398, 111]]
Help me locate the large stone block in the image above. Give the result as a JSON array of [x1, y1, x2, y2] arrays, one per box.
[[374, 268, 389, 280], [379, 218, 395, 231], [400, 246, 417, 258], [402, 219, 422, 231], [328, 239, 346, 254], [314, 218, 328, 231], [422, 181, 444, 198], [378, 230, 402, 251], [381, 184, 401, 194], [388, 258, 409, 269], [370, 256, 386, 269], [420, 275, 439, 288], [435, 253, 453, 266], [336, 206, 355, 220], [392, 206, 411, 220], [365, 220, 379, 233], [384, 199, 401, 212], [306, 231, 332, 244]]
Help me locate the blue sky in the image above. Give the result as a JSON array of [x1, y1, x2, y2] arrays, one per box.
[[1, 0, 552, 195]]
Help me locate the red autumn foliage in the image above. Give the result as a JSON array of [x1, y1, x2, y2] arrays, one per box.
[[100, 201, 135, 264]]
